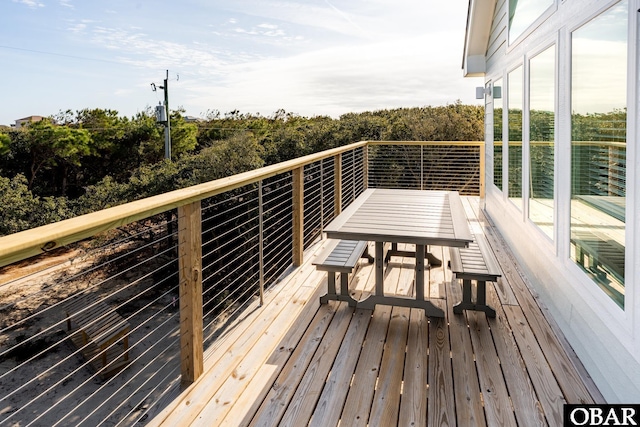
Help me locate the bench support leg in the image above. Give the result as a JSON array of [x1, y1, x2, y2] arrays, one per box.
[[453, 278, 496, 318], [327, 272, 337, 296], [320, 271, 357, 307], [340, 273, 352, 305]]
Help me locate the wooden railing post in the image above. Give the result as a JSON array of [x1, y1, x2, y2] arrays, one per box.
[[178, 201, 204, 387], [363, 144, 369, 190], [292, 167, 304, 267], [334, 154, 342, 215], [258, 180, 265, 305]]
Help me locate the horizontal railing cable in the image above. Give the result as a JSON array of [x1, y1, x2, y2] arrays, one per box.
[[0, 142, 483, 426], [35, 285, 181, 427], [0, 254, 180, 419], [0, 236, 176, 366]]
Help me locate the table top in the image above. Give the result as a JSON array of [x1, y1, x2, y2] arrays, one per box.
[[324, 188, 473, 247]]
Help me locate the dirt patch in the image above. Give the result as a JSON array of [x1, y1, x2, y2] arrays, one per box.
[[0, 238, 184, 426]]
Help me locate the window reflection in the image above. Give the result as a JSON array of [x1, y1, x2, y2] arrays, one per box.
[[570, 0, 627, 308], [493, 79, 503, 190], [508, 67, 523, 205], [529, 46, 555, 239], [509, 0, 554, 42]]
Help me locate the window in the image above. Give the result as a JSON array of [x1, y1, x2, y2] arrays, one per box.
[[570, 0, 627, 308], [529, 46, 555, 239], [493, 79, 503, 190], [509, 0, 554, 42], [508, 66, 523, 206]]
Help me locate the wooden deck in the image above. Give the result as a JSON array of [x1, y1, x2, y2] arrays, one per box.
[[149, 197, 603, 427]]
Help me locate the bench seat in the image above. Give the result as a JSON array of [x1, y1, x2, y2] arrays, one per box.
[[449, 234, 501, 317], [314, 239, 372, 307]]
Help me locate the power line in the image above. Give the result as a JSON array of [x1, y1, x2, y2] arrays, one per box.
[[0, 44, 129, 66]]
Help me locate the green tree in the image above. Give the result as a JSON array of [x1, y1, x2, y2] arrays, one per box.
[[25, 119, 93, 195], [170, 112, 198, 157], [138, 109, 197, 163], [0, 174, 71, 235], [0, 132, 10, 156]]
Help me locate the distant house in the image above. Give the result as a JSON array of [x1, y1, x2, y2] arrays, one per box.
[[464, 0, 638, 402], [183, 115, 201, 123], [13, 115, 44, 129]]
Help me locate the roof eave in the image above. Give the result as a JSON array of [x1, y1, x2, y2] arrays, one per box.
[[462, 0, 497, 77]]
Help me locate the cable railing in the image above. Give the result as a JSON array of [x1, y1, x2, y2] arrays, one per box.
[[0, 140, 483, 426], [367, 141, 484, 195]]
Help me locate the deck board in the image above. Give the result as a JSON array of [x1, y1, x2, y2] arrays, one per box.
[[427, 299, 456, 426], [308, 307, 370, 427], [149, 196, 601, 427], [446, 280, 487, 427], [398, 308, 428, 427], [486, 284, 548, 427], [368, 306, 410, 426]]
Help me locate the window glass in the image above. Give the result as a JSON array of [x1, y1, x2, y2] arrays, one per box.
[[508, 66, 523, 206], [529, 46, 555, 239], [509, 0, 554, 42], [493, 79, 503, 190], [571, 0, 627, 308]]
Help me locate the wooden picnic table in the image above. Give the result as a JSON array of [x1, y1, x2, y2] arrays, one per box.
[[324, 188, 473, 317]]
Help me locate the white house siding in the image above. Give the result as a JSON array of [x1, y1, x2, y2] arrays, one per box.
[[481, 0, 640, 402]]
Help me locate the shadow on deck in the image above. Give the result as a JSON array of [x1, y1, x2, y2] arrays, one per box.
[[149, 197, 603, 427]]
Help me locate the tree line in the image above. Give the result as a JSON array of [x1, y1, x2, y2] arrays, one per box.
[[0, 103, 484, 236]]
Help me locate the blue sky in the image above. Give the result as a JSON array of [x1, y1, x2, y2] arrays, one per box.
[[1, 0, 481, 125]]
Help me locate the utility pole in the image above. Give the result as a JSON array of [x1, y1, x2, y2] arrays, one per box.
[[162, 70, 171, 160], [152, 70, 172, 160]]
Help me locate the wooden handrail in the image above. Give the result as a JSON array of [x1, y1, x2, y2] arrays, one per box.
[[0, 141, 368, 268], [368, 140, 484, 146], [0, 140, 484, 268]]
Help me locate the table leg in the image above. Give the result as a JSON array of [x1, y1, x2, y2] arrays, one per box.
[[426, 246, 442, 267], [416, 244, 425, 301], [375, 241, 385, 296], [356, 241, 444, 317]]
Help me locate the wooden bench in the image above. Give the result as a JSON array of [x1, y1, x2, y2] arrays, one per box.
[[449, 234, 501, 317], [314, 239, 373, 307], [571, 229, 624, 285], [62, 293, 131, 378]]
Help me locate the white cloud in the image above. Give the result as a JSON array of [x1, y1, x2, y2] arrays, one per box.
[[181, 32, 478, 117], [0, 0, 480, 124], [68, 23, 86, 34], [59, 0, 73, 9], [12, 0, 44, 9], [114, 88, 133, 97], [85, 25, 236, 74]]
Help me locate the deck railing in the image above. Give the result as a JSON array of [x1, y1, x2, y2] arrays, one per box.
[[0, 140, 482, 426]]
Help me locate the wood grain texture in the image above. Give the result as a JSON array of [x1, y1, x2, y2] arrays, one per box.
[[308, 308, 370, 427], [428, 299, 456, 427], [339, 304, 392, 427], [446, 280, 487, 427], [368, 306, 410, 427], [467, 310, 518, 427], [178, 201, 204, 386], [149, 197, 601, 427], [398, 308, 428, 427]]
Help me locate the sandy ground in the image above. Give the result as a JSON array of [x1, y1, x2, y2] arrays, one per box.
[[0, 244, 185, 426]]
